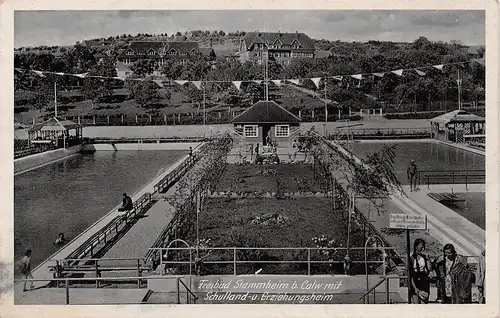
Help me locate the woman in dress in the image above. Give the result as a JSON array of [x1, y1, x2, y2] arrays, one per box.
[[19, 249, 34, 292], [434, 243, 470, 303], [409, 238, 432, 304]]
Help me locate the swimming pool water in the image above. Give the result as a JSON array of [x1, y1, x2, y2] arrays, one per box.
[[14, 150, 186, 274], [443, 192, 485, 230], [350, 141, 485, 184]]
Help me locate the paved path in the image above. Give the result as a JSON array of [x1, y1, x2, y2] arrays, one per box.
[[391, 184, 485, 257], [103, 199, 176, 264]]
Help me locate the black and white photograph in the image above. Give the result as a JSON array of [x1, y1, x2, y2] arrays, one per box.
[[3, 2, 499, 317]]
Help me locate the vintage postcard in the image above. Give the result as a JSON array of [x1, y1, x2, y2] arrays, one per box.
[[1, 0, 498, 317]]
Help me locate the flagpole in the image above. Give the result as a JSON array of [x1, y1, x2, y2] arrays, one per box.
[[54, 81, 57, 117], [457, 69, 462, 110]]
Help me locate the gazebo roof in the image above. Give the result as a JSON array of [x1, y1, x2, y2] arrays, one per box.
[[14, 122, 29, 130], [28, 117, 81, 132], [233, 100, 300, 124], [430, 109, 485, 125]]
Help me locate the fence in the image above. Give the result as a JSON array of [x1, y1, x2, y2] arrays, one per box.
[[417, 170, 485, 189], [328, 127, 431, 140], [14, 276, 197, 305], [149, 246, 393, 276], [88, 137, 208, 144]]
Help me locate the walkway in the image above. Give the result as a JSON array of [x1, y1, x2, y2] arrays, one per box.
[[102, 199, 176, 264], [395, 184, 485, 256]]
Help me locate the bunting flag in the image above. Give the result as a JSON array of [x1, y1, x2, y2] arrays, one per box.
[[32, 70, 46, 78], [415, 69, 426, 76], [14, 59, 479, 92], [73, 73, 88, 79], [433, 64, 445, 71], [391, 69, 404, 76], [153, 80, 164, 88], [232, 81, 242, 91], [311, 77, 322, 89], [191, 81, 203, 90]]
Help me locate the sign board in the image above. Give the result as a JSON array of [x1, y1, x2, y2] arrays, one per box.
[[389, 213, 427, 230]]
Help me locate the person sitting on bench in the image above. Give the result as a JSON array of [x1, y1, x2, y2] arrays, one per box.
[[118, 193, 133, 213]]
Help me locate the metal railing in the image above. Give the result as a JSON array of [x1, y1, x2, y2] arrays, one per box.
[[149, 246, 392, 276], [328, 127, 431, 140], [417, 170, 485, 189], [87, 137, 208, 144], [14, 276, 198, 305], [66, 192, 154, 260]]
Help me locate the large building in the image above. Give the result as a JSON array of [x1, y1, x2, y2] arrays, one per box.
[[239, 31, 316, 65], [116, 41, 215, 77]]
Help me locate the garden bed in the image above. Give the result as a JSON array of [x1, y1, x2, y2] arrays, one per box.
[[214, 163, 321, 195]]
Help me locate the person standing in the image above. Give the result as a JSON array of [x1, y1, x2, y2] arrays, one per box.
[[19, 249, 34, 292], [407, 160, 418, 192], [476, 250, 485, 303], [409, 238, 432, 304], [434, 243, 472, 304]]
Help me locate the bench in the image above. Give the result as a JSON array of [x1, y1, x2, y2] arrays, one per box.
[[428, 193, 466, 204]]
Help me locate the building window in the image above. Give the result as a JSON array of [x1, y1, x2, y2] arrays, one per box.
[[275, 125, 290, 137], [126, 50, 134, 55], [244, 125, 258, 138], [148, 50, 156, 55]]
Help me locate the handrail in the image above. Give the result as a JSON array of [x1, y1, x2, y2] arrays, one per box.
[[177, 277, 198, 304], [359, 276, 386, 300]]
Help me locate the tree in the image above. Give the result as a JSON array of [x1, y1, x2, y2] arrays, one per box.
[[130, 58, 158, 77], [128, 80, 160, 109], [81, 57, 116, 108]]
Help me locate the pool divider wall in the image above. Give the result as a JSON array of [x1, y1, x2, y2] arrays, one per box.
[[14, 145, 82, 175]]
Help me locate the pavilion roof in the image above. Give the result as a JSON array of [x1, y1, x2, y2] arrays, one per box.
[[28, 117, 81, 132], [429, 109, 485, 125], [232, 100, 300, 124]]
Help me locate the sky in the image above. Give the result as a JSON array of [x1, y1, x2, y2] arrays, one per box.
[[14, 10, 485, 48]]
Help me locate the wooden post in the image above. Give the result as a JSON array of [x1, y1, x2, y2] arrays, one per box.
[[135, 114, 138, 124], [107, 115, 110, 124], [121, 115, 124, 123], [93, 115, 96, 125], [312, 109, 315, 120], [149, 114, 152, 122], [299, 110, 302, 119], [178, 113, 181, 123], [78, 116, 81, 125]]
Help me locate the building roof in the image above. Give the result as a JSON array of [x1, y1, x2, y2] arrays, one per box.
[[117, 41, 201, 57], [29, 117, 81, 132], [233, 100, 300, 124], [242, 32, 315, 51], [430, 109, 485, 125]]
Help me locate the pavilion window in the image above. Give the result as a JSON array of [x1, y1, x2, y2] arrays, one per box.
[[275, 125, 290, 137], [244, 125, 258, 138]]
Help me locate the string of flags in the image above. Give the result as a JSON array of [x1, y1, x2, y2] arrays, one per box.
[[14, 59, 480, 91]]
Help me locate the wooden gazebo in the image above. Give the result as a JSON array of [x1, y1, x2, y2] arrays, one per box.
[[28, 117, 83, 149], [429, 109, 485, 143]]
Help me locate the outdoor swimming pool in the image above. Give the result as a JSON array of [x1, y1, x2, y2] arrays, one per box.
[[14, 150, 186, 274], [349, 140, 485, 184], [443, 192, 485, 230]]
